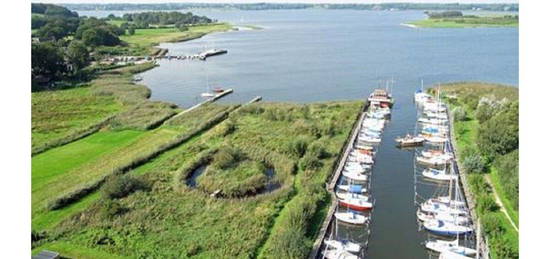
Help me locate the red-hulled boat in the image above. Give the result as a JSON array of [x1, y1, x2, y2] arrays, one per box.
[[338, 193, 373, 211]]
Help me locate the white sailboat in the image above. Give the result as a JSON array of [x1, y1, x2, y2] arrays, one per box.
[[422, 168, 458, 181], [324, 239, 362, 254], [334, 211, 368, 225], [423, 175, 473, 236], [426, 238, 476, 256], [322, 247, 359, 259]]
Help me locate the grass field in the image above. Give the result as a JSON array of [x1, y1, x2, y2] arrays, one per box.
[[31, 62, 162, 155], [32, 103, 237, 231], [440, 82, 519, 258], [32, 101, 362, 258], [32, 87, 123, 152], [118, 23, 232, 55], [408, 15, 518, 28]]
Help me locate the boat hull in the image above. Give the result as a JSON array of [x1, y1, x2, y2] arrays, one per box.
[[338, 200, 373, 211]]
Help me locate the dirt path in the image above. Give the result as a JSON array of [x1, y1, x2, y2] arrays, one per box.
[[484, 175, 519, 233]]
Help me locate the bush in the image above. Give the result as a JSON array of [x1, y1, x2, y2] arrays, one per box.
[[101, 174, 149, 200], [481, 213, 505, 237], [100, 199, 126, 218], [462, 153, 486, 174], [477, 102, 518, 158], [306, 141, 329, 159], [299, 153, 322, 171], [285, 136, 310, 158], [452, 107, 467, 121], [494, 150, 519, 210], [491, 236, 519, 259], [476, 194, 499, 214], [468, 174, 489, 195]]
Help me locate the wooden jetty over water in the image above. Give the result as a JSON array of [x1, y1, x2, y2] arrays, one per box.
[[165, 89, 233, 124]]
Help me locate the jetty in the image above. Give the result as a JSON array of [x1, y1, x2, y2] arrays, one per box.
[[309, 102, 369, 259], [165, 89, 233, 124]]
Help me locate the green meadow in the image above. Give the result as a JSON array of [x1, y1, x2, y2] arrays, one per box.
[[32, 101, 362, 258]]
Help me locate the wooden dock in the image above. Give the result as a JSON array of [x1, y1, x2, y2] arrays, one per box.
[[309, 102, 369, 259], [165, 89, 233, 124]]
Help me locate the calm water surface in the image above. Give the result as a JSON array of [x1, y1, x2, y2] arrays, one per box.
[[80, 9, 518, 259]]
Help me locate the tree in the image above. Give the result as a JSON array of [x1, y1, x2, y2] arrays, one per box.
[[176, 22, 189, 32], [477, 101, 519, 158], [31, 42, 67, 87], [66, 40, 90, 72], [452, 107, 467, 121], [128, 25, 136, 35]]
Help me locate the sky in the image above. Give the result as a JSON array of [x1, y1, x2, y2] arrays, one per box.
[[31, 0, 519, 4]]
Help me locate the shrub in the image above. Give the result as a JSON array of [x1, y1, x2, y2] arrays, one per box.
[[462, 153, 486, 174], [100, 199, 126, 218], [491, 236, 519, 259], [468, 174, 489, 195], [477, 102, 518, 158], [481, 213, 505, 237], [452, 107, 467, 121], [101, 174, 149, 200], [299, 153, 322, 171], [476, 194, 499, 214], [285, 136, 310, 158], [306, 141, 329, 159], [494, 150, 519, 210]]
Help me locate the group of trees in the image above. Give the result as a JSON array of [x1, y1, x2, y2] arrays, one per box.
[[31, 4, 123, 90], [62, 3, 519, 12], [477, 101, 519, 209], [121, 11, 213, 29], [426, 11, 463, 19]]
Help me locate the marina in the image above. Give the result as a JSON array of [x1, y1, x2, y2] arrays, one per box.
[[412, 88, 487, 259], [312, 88, 394, 258]]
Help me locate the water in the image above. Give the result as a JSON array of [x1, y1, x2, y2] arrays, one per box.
[[185, 165, 206, 188], [79, 9, 517, 259]]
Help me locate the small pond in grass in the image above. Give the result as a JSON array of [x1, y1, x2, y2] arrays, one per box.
[[261, 168, 281, 194], [186, 165, 206, 188]]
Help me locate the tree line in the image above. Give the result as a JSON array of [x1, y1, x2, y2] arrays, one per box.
[[31, 3, 214, 91], [61, 3, 519, 12], [120, 11, 213, 29]]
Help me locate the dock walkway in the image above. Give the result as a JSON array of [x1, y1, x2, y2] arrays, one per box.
[[164, 89, 233, 125], [309, 102, 369, 259]]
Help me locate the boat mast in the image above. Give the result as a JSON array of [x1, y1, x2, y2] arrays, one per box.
[[476, 218, 481, 259]]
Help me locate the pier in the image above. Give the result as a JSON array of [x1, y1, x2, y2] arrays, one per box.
[[165, 89, 233, 124], [309, 101, 369, 259]]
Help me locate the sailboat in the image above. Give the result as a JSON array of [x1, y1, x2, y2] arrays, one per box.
[[422, 168, 458, 181], [334, 211, 368, 225], [415, 79, 433, 104], [322, 246, 359, 259], [426, 238, 476, 256], [422, 173, 473, 236], [201, 62, 215, 98]]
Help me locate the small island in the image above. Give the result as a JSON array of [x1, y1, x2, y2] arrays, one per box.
[[405, 11, 518, 28]]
